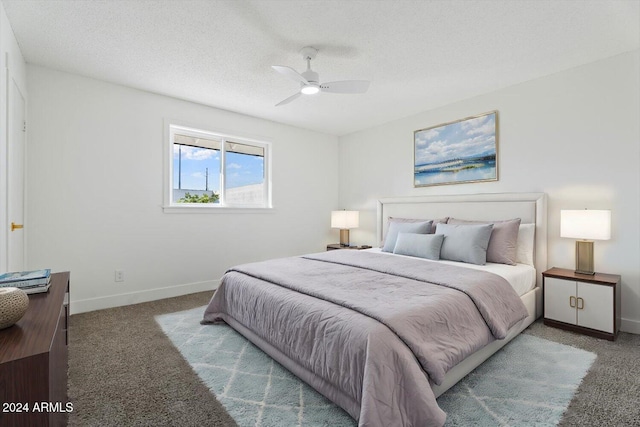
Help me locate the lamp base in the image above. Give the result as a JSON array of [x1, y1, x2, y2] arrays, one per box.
[[339, 229, 350, 246], [575, 240, 595, 275]]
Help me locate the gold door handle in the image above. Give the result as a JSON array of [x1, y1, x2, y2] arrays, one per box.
[[577, 297, 584, 310], [569, 296, 576, 308], [11, 222, 23, 231]]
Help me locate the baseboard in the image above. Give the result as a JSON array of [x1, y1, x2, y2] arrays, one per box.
[[70, 279, 220, 315], [621, 317, 640, 335]]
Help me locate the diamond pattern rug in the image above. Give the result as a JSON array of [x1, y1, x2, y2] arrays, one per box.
[[156, 306, 596, 427], [438, 330, 596, 426]]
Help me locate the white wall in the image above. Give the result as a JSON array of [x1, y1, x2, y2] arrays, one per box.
[[339, 50, 640, 333], [26, 66, 339, 314], [0, 2, 27, 273]]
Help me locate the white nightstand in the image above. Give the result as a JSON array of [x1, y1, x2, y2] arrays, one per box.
[[543, 267, 621, 341]]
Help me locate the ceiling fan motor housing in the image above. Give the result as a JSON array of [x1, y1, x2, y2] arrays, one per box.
[[300, 67, 320, 94], [301, 69, 319, 84]]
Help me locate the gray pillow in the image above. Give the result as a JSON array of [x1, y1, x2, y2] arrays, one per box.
[[448, 218, 521, 265], [435, 223, 494, 265], [381, 216, 448, 247], [388, 216, 448, 233], [382, 220, 433, 253], [393, 233, 444, 260]]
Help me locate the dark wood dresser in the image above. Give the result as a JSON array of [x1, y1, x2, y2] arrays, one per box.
[[0, 272, 70, 427]]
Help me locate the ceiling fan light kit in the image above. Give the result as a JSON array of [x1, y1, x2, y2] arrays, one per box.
[[272, 46, 370, 106], [300, 85, 320, 95]]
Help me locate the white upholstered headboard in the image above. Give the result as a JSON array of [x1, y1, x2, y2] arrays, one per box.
[[377, 193, 547, 286]]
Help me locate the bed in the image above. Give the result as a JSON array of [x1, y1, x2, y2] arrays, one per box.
[[203, 192, 547, 426]]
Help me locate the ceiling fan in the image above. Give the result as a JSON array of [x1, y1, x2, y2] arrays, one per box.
[[272, 46, 370, 106]]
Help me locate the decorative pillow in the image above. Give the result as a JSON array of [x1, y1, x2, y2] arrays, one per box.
[[381, 216, 448, 246], [435, 223, 494, 265], [516, 223, 535, 266], [382, 220, 432, 253], [393, 233, 444, 260], [447, 218, 522, 265]]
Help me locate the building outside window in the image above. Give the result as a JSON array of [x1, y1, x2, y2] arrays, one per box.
[[167, 124, 271, 210]]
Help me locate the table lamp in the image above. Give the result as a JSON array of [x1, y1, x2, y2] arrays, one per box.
[[331, 210, 359, 246], [560, 209, 611, 275]]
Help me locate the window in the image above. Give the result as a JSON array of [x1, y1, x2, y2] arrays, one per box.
[[166, 124, 271, 210]]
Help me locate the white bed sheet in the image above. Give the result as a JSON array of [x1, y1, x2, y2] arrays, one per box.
[[364, 248, 536, 296]]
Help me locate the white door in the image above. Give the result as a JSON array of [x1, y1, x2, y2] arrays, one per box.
[[7, 77, 25, 272], [577, 283, 613, 333], [544, 277, 576, 325]]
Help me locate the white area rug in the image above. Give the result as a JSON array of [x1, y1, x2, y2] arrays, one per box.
[[156, 306, 596, 427]]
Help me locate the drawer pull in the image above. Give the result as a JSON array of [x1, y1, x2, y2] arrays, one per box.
[[577, 297, 584, 310], [569, 296, 576, 308], [11, 222, 23, 231]]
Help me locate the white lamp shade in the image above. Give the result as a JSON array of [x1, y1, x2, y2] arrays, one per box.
[[331, 210, 359, 229], [560, 210, 611, 240]]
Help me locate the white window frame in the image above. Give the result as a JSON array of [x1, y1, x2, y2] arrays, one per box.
[[163, 122, 272, 213]]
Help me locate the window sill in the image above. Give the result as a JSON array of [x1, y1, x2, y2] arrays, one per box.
[[162, 205, 274, 214]]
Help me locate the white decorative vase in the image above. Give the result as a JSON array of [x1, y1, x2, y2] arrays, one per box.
[[0, 287, 29, 330]]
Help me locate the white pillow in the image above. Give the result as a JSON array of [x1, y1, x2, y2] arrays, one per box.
[[516, 223, 535, 265]]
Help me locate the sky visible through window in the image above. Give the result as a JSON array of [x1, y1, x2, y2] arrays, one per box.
[[172, 144, 264, 192]]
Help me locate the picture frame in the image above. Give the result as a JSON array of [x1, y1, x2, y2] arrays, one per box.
[[414, 111, 498, 187]]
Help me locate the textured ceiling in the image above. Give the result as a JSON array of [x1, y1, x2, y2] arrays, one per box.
[[3, 0, 639, 136]]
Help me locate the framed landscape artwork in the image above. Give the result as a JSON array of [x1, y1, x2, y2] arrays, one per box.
[[414, 111, 498, 187]]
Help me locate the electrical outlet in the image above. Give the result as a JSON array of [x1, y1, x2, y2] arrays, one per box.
[[115, 270, 125, 282]]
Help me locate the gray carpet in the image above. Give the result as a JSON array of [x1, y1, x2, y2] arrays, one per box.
[[524, 321, 640, 426], [69, 291, 640, 426], [69, 292, 236, 427]]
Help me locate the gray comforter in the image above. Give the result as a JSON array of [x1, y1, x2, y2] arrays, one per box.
[[203, 250, 528, 427]]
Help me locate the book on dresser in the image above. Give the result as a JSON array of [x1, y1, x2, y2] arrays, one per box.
[[0, 268, 51, 294]]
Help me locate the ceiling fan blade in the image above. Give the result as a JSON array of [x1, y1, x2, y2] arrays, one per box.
[[272, 65, 309, 85], [320, 80, 370, 94], [275, 92, 302, 107]]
